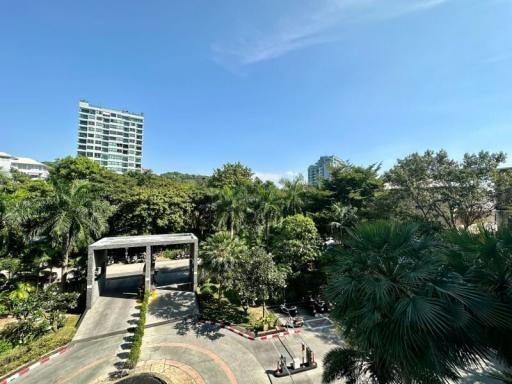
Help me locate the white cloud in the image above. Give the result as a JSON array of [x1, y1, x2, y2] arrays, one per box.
[[212, 0, 450, 68], [253, 171, 301, 184]]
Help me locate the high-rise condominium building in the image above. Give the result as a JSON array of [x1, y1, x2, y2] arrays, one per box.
[[308, 155, 342, 185], [77, 100, 144, 173]]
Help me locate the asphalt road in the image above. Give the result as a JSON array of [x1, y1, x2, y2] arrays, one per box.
[[17, 334, 128, 384]]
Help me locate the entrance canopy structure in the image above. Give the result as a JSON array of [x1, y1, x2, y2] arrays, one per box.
[[86, 233, 198, 310]]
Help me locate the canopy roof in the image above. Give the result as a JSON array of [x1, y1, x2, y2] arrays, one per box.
[[89, 233, 197, 250]]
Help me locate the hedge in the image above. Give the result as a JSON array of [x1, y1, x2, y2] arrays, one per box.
[[0, 315, 79, 377], [125, 291, 149, 369]]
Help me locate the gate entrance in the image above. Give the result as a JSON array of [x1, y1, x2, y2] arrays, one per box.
[[86, 233, 198, 310]]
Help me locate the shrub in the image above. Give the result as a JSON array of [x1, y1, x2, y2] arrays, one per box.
[[0, 315, 78, 377], [250, 314, 278, 332], [0, 320, 48, 345], [0, 339, 12, 354], [125, 291, 149, 369]]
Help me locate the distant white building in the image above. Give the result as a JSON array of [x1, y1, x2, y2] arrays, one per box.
[[77, 100, 144, 174], [308, 155, 342, 185], [0, 152, 49, 179]]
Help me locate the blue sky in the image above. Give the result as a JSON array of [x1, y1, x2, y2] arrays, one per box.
[[1, 0, 511, 181]]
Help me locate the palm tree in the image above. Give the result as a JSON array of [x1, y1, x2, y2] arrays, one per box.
[[326, 202, 358, 243], [255, 183, 282, 243], [323, 221, 506, 383], [444, 226, 512, 369], [32, 180, 112, 287], [214, 186, 249, 238], [280, 175, 305, 215], [201, 232, 247, 300]]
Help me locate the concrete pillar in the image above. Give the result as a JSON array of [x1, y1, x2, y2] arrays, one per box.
[[99, 249, 107, 294], [192, 239, 198, 292], [145, 245, 152, 291], [86, 247, 95, 310], [188, 243, 193, 281]]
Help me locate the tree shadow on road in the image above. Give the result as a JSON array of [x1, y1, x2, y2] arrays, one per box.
[[174, 318, 225, 341], [148, 290, 198, 322]]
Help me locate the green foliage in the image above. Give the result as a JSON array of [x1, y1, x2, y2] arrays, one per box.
[[209, 162, 253, 189], [2, 284, 79, 344], [324, 221, 512, 383], [213, 186, 250, 237], [250, 313, 278, 332], [323, 161, 383, 212], [0, 258, 22, 280], [201, 232, 248, 297], [111, 185, 192, 235], [160, 171, 209, 187], [271, 214, 321, 273], [251, 182, 282, 243], [444, 226, 512, 366], [280, 175, 306, 215], [231, 247, 286, 312], [18, 178, 113, 286], [1, 320, 48, 345], [48, 156, 107, 184], [7, 281, 34, 301], [0, 315, 79, 377], [197, 291, 248, 325], [384, 150, 507, 228], [0, 339, 12, 354], [322, 202, 358, 242]]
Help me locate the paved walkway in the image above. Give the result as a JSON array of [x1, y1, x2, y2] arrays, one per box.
[[74, 289, 139, 341], [139, 320, 269, 383]]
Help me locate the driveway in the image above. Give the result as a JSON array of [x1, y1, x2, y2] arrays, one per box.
[[138, 320, 269, 383], [16, 333, 128, 384], [74, 278, 140, 341]]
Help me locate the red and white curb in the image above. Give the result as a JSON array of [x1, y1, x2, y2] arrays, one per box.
[[0, 345, 70, 384], [199, 320, 301, 341], [257, 329, 301, 340]]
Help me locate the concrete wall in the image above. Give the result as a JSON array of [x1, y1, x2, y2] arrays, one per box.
[[86, 235, 199, 310], [86, 249, 107, 310]]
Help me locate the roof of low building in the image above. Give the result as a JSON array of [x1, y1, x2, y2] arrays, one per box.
[[89, 233, 198, 250], [11, 157, 47, 166]]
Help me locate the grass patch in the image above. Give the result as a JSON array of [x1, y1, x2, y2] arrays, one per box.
[[0, 314, 79, 377], [125, 291, 149, 369]]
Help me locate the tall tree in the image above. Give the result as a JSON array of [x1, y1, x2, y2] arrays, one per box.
[[444, 227, 512, 368], [209, 162, 253, 189], [271, 214, 320, 273], [214, 186, 249, 238], [201, 232, 248, 300], [48, 156, 107, 185], [27, 180, 112, 286], [280, 175, 306, 215], [232, 247, 286, 317], [384, 150, 507, 229], [110, 185, 193, 235], [323, 161, 383, 214], [325, 202, 358, 243], [254, 183, 282, 243]]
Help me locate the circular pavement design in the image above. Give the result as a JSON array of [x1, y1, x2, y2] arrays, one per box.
[[117, 373, 167, 384], [133, 360, 205, 384], [137, 342, 238, 384]]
